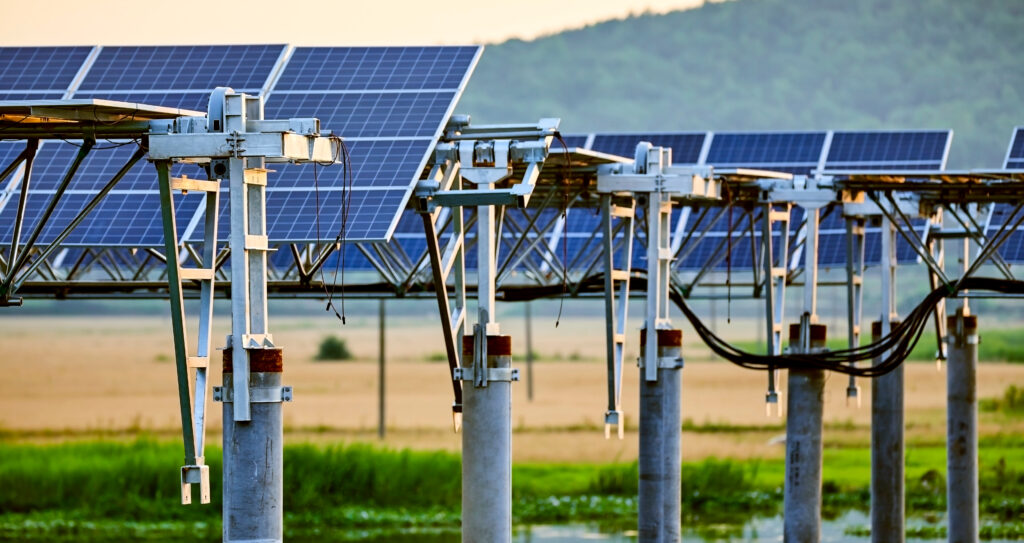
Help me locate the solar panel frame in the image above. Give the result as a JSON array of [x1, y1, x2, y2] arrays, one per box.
[[1004, 126, 1024, 169]]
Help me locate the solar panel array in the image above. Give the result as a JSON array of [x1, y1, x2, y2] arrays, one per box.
[[0, 47, 993, 281], [553, 130, 952, 271], [0, 44, 481, 248]]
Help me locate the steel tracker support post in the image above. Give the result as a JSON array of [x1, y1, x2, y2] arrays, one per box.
[[638, 189, 682, 543], [947, 310, 979, 543], [784, 206, 824, 543], [220, 93, 285, 543], [784, 323, 826, 543], [871, 320, 904, 543], [379, 299, 386, 438], [872, 215, 904, 543], [461, 186, 515, 543]]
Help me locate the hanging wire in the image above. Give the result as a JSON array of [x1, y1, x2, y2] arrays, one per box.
[[309, 135, 350, 324], [552, 131, 571, 327]]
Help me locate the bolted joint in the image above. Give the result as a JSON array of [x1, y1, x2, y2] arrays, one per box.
[[461, 334, 514, 388]]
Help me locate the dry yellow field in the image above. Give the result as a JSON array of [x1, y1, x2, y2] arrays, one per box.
[[1, 314, 1022, 462]]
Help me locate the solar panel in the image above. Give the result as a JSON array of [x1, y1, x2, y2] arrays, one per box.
[[268, 93, 454, 139], [553, 134, 589, 150], [1005, 127, 1024, 169], [816, 129, 952, 267], [588, 133, 706, 163], [0, 92, 65, 100], [0, 47, 92, 92], [273, 47, 477, 91], [705, 131, 827, 174], [825, 130, 951, 170], [69, 92, 213, 112], [78, 45, 284, 92], [262, 45, 482, 243], [0, 190, 199, 246], [0, 46, 288, 247]]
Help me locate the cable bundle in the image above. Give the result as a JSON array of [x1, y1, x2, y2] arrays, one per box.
[[669, 276, 1024, 377]]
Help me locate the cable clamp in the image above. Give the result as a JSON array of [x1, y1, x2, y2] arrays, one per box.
[[636, 356, 684, 369], [944, 335, 979, 346], [214, 386, 292, 403], [659, 356, 684, 369], [453, 367, 519, 383]]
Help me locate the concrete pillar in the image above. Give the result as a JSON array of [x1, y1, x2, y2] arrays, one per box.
[[638, 328, 684, 543], [221, 348, 285, 543], [871, 320, 904, 543], [461, 334, 513, 543], [947, 312, 979, 543], [784, 323, 826, 543]]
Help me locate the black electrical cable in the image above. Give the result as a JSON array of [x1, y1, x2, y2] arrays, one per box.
[[326, 137, 353, 324], [667, 275, 1024, 377], [501, 269, 1022, 379], [552, 131, 571, 327], [308, 135, 349, 324]]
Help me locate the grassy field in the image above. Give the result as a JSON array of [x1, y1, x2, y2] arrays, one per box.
[[2, 315, 1023, 463], [2, 438, 1024, 540], [1, 313, 1023, 539]]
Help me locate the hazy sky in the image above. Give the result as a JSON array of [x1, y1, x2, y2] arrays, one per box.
[[0, 0, 709, 46]]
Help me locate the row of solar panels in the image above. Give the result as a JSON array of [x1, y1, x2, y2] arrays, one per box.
[[0, 44, 482, 246], [561, 129, 952, 173], [1, 45, 1022, 273]]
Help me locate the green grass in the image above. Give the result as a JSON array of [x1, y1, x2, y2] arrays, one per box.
[[2, 439, 1024, 538], [982, 385, 1024, 414]]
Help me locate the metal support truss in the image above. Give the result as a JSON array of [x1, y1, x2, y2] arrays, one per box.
[[416, 158, 467, 428], [601, 194, 635, 439], [761, 202, 790, 415], [157, 161, 220, 504], [845, 216, 866, 404]]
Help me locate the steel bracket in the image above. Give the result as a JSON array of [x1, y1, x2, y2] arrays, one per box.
[[213, 385, 293, 403], [180, 464, 210, 505], [453, 367, 519, 382], [637, 356, 684, 369]]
